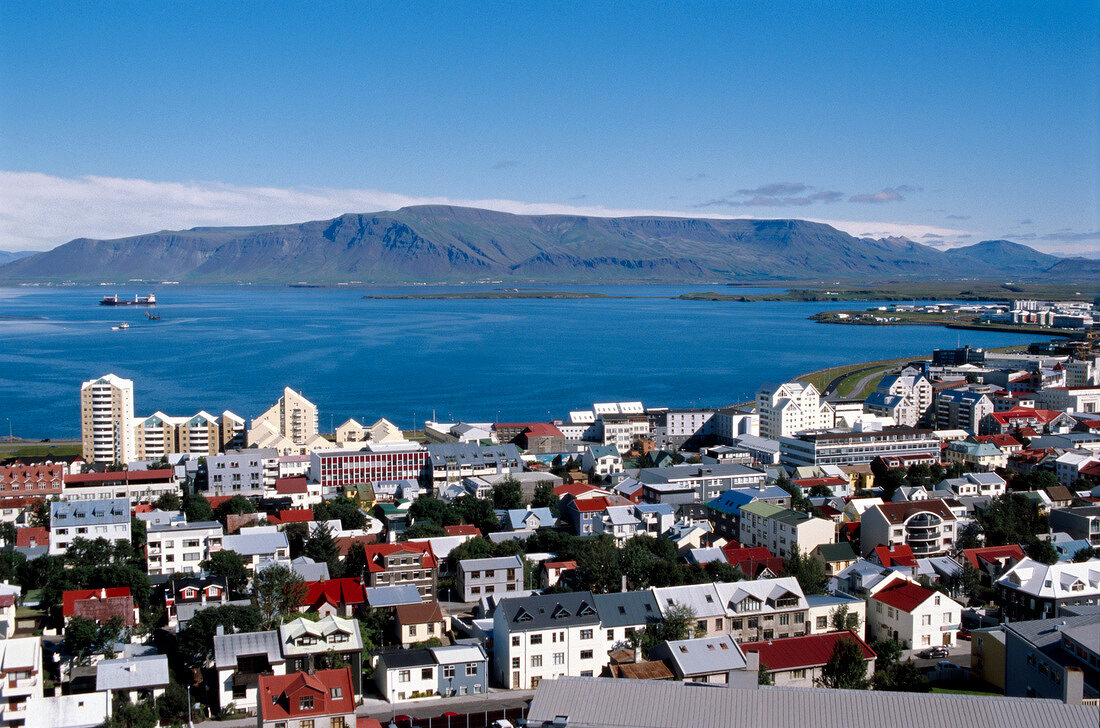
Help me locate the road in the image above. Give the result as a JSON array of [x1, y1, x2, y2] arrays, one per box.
[[903, 642, 973, 672]]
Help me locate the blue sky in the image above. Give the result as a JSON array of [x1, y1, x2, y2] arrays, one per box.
[[1, 2, 1097, 254]]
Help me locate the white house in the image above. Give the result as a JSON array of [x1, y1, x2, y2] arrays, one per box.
[[581, 446, 622, 476], [867, 577, 960, 649], [146, 520, 224, 576], [49, 498, 131, 556], [493, 591, 606, 689], [221, 526, 290, 573]]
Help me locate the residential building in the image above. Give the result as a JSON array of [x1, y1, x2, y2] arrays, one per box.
[[737, 501, 835, 560], [1034, 386, 1100, 414], [362, 543, 438, 600], [425, 443, 523, 493], [492, 591, 604, 689], [937, 472, 1006, 498], [457, 555, 524, 602], [205, 448, 279, 497], [961, 544, 1026, 586], [970, 626, 1007, 690], [214, 628, 285, 712], [597, 412, 651, 454], [146, 520, 223, 576], [1054, 452, 1100, 488], [248, 387, 328, 455], [299, 578, 366, 618], [944, 440, 1006, 471], [805, 593, 865, 638], [596, 505, 643, 545], [0, 464, 63, 502], [812, 542, 858, 577], [649, 635, 748, 684], [49, 498, 131, 555], [780, 427, 940, 468], [279, 616, 364, 697], [394, 601, 448, 647], [980, 407, 1076, 436], [742, 630, 874, 688], [335, 417, 406, 448], [500, 507, 557, 532], [935, 390, 994, 432], [713, 408, 760, 446], [1003, 614, 1099, 702], [514, 423, 568, 453], [727, 434, 781, 465], [80, 374, 135, 464], [756, 382, 835, 440], [873, 372, 933, 426], [95, 654, 169, 705], [561, 496, 613, 536], [652, 409, 716, 451], [221, 526, 290, 573], [868, 579, 961, 648], [592, 590, 661, 649], [996, 557, 1100, 621], [859, 500, 958, 558], [0, 636, 42, 727], [580, 445, 622, 476], [1050, 507, 1100, 549], [639, 463, 765, 505], [163, 575, 229, 627], [62, 587, 138, 627], [704, 485, 791, 541], [256, 668, 356, 728], [375, 645, 488, 702], [62, 468, 177, 504], [311, 444, 428, 494], [711, 578, 808, 642], [24, 692, 110, 728]]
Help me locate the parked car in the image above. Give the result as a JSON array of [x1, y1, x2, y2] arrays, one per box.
[[957, 627, 971, 641], [919, 646, 949, 659]]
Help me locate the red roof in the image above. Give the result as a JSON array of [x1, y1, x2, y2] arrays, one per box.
[[521, 423, 565, 438], [259, 668, 355, 723], [444, 524, 482, 537], [544, 560, 578, 570], [742, 630, 875, 672], [873, 545, 918, 569], [270, 508, 314, 525], [989, 407, 1065, 425], [0, 594, 15, 608], [205, 495, 233, 510], [554, 483, 602, 498], [63, 587, 132, 616], [394, 601, 444, 624], [62, 587, 136, 625], [962, 544, 1026, 571], [792, 477, 848, 489], [721, 545, 785, 577], [872, 580, 936, 613], [302, 578, 366, 608], [1080, 462, 1100, 478], [15, 526, 48, 548], [334, 534, 380, 556], [570, 496, 610, 513], [275, 476, 309, 494], [362, 542, 437, 572], [973, 434, 1022, 449], [64, 469, 174, 485]]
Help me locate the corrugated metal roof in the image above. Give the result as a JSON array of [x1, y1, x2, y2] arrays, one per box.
[[526, 676, 1100, 728]]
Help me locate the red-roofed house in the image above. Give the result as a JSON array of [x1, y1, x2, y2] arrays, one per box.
[[792, 476, 849, 498], [720, 545, 785, 579], [979, 407, 1075, 436], [300, 578, 366, 618], [0, 463, 64, 499], [868, 579, 962, 649], [515, 423, 567, 453], [274, 476, 320, 508], [971, 434, 1023, 454], [741, 630, 875, 687], [394, 601, 449, 647], [268, 508, 314, 526], [552, 483, 608, 500], [62, 587, 138, 626], [15, 526, 48, 549], [561, 495, 611, 536], [443, 524, 482, 538], [540, 560, 578, 588], [872, 544, 919, 571], [257, 668, 356, 728], [361, 543, 438, 600], [961, 544, 1026, 585]]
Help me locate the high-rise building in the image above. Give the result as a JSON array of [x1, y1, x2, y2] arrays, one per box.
[[756, 382, 835, 440], [80, 374, 135, 464], [248, 387, 327, 454]]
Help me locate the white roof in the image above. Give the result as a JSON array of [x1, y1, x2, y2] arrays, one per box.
[[715, 576, 808, 612], [651, 583, 725, 619], [570, 410, 596, 424], [96, 654, 170, 691], [997, 557, 1100, 599], [26, 693, 110, 728], [430, 644, 486, 664]]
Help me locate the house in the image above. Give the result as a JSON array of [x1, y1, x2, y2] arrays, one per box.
[[970, 626, 1007, 690], [937, 472, 1006, 498], [492, 591, 604, 689], [541, 560, 578, 589], [214, 627, 285, 712], [95, 654, 169, 704], [374, 645, 489, 702], [0, 636, 43, 725], [394, 601, 449, 647], [256, 668, 356, 728], [593, 590, 661, 650], [741, 630, 875, 688], [721, 545, 784, 579], [704, 485, 792, 541], [792, 476, 849, 498], [62, 587, 138, 627], [867, 579, 961, 649], [273, 475, 320, 509], [221, 526, 290, 573], [980, 407, 1076, 436], [640, 464, 766, 505], [146, 519, 224, 576], [500, 507, 557, 532], [24, 692, 110, 728], [596, 505, 643, 545], [756, 382, 835, 440], [299, 578, 366, 618], [996, 557, 1100, 621], [859, 500, 958, 558], [561, 496, 612, 536], [515, 423, 568, 454], [712, 578, 809, 643], [457, 555, 524, 602], [581, 446, 622, 476], [935, 390, 994, 433], [163, 575, 229, 627], [944, 440, 1006, 471], [279, 615, 364, 697], [649, 635, 748, 684], [805, 593, 866, 638], [49, 498, 131, 555], [634, 503, 676, 536], [363, 584, 423, 610], [961, 544, 1026, 586], [1003, 614, 1100, 702], [362, 543, 439, 600], [812, 542, 858, 576], [424, 443, 523, 493], [871, 544, 919, 573], [737, 501, 835, 559]]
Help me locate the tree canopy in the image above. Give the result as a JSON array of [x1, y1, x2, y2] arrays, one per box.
[[818, 636, 871, 690]]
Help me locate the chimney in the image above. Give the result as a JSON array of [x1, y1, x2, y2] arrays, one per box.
[[215, 624, 225, 636], [1063, 667, 1084, 704], [621, 574, 628, 593]]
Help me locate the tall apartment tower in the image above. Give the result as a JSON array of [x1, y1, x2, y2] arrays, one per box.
[[80, 374, 136, 464], [252, 387, 319, 445]]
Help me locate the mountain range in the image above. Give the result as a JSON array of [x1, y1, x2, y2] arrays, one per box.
[[0, 205, 1091, 284]]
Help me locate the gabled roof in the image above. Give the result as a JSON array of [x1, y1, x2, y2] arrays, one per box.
[[871, 580, 937, 612], [659, 635, 746, 676], [363, 542, 437, 572], [258, 667, 355, 722], [62, 587, 133, 620], [275, 476, 309, 494], [302, 578, 365, 608], [742, 630, 875, 672], [213, 628, 282, 669], [395, 601, 445, 625], [363, 584, 423, 608], [988, 407, 1068, 424], [873, 545, 918, 569], [444, 524, 482, 537], [815, 542, 857, 563], [96, 654, 170, 691], [593, 590, 661, 628], [499, 591, 600, 630], [871, 499, 956, 524]]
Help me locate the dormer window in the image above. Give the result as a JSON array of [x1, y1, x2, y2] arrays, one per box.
[[299, 695, 313, 710]]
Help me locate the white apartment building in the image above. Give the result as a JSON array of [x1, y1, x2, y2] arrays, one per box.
[[859, 500, 957, 558], [247, 387, 330, 454], [0, 636, 43, 727], [206, 448, 279, 497], [714, 408, 760, 445], [867, 577, 960, 649], [874, 372, 933, 426], [1034, 386, 1100, 414], [1063, 357, 1100, 388], [456, 555, 524, 602], [49, 498, 131, 555], [80, 374, 135, 464], [756, 382, 835, 440], [221, 526, 290, 573], [737, 501, 836, 559], [146, 520, 224, 576]]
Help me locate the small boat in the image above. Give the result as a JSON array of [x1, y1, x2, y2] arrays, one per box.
[[146, 311, 161, 321], [110, 323, 130, 331], [100, 293, 156, 306]]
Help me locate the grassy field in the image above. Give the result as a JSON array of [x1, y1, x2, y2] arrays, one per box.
[[678, 281, 1096, 303], [0, 441, 82, 458]]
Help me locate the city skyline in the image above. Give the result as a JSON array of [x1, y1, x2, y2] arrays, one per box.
[[1, 3, 1097, 256]]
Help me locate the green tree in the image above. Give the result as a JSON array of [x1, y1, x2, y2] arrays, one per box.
[[253, 563, 307, 628], [284, 521, 310, 558], [873, 659, 930, 692], [105, 695, 158, 728], [182, 492, 215, 522], [0, 521, 16, 547], [775, 476, 813, 511], [808, 484, 834, 498], [492, 477, 524, 510], [407, 496, 460, 530], [1073, 546, 1097, 562], [631, 601, 698, 658], [757, 663, 774, 685], [65, 615, 124, 665], [783, 547, 827, 596], [531, 481, 561, 517], [154, 491, 182, 511], [977, 492, 1047, 546], [129, 517, 146, 552], [28, 498, 50, 528], [869, 637, 904, 671], [877, 468, 908, 502], [314, 497, 366, 531], [403, 523, 447, 539], [157, 681, 194, 725], [343, 542, 368, 581], [214, 495, 255, 524], [177, 604, 262, 666], [1025, 538, 1059, 565], [202, 549, 250, 595], [575, 536, 623, 594], [831, 604, 859, 632], [452, 494, 500, 534], [303, 522, 342, 578], [703, 560, 745, 584], [818, 636, 871, 689]]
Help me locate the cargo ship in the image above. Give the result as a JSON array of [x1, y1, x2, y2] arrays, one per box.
[[99, 293, 157, 306]]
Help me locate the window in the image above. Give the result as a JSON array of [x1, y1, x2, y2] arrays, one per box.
[[330, 687, 342, 700], [815, 616, 827, 629], [607, 629, 614, 640], [466, 663, 477, 676], [300, 722, 314, 728], [580, 650, 593, 660], [409, 625, 418, 636], [943, 612, 952, 624], [553, 653, 565, 665], [511, 658, 520, 669], [922, 615, 932, 626], [580, 629, 593, 640], [697, 620, 707, 632], [422, 668, 433, 680], [331, 719, 346, 728], [531, 655, 542, 667], [530, 634, 543, 645], [299, 696, 314, 710], [512, 636, 520, 647], [790, 669, 806, 680], [398, 670, 410, 683], [444, 664, 455, 679]]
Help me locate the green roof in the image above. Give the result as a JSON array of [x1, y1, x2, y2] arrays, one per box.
[[814, 542, 857, 562], [739, 501, 785, 518]]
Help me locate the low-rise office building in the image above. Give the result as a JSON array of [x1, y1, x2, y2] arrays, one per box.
[[457, 555, 524, 602], [780, 427, 939, 468]]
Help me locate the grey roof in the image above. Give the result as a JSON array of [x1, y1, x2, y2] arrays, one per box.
[[639, 463, 764, 485], [651, 583, 726, 619], [148, 519, 222, 534], [458, 555, 524, 573], [176, 598, 251, 626], [279, 615, 363, 656], [221, 529, 288, 556], [213, 629, 282, 669], [426, 442, 522, 466], [655, 635, 747, 676], [289, 556, 330, 582], [51, 498, 130, 527], [364, 584, 422, 608], [1004, 614, 1100, 652], [497, 591, 601, 630], [526, 676, 1100, 728], [488, 529, 536, 544], [95, 654, 170, 691], [502, 507, 556, 529], [586, 445, 620, 460], [377, 648, 435, 669], [592, 590, 660, 628]]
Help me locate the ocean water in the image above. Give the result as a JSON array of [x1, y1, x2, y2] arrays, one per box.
[[0, 284, 1039, 438]]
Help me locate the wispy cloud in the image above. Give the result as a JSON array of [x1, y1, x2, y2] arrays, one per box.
[[692, 185, 844, 209], [0, 171, 974, 252], [922, 233, 944, 238], [1041, 230, 1100, 242], [569, 194, 588, 201], [945, 214, 970, 220], [849, 185, 922, 204], [1018, 218, 1033, 225], [682, 172, 707, 182], [491, 160, 519, 170], [735, 182, 810, 197]]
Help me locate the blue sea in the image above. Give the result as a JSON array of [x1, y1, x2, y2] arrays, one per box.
[[0, 284, 1040, 438]]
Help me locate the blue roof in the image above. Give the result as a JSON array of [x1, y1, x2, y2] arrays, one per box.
[[1053, 539, 1091, 560], [587, 445, 620, 459], [364, 584, 422, 608]]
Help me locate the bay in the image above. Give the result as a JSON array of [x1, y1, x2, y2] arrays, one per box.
[[0, 284, 1039, 438]]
